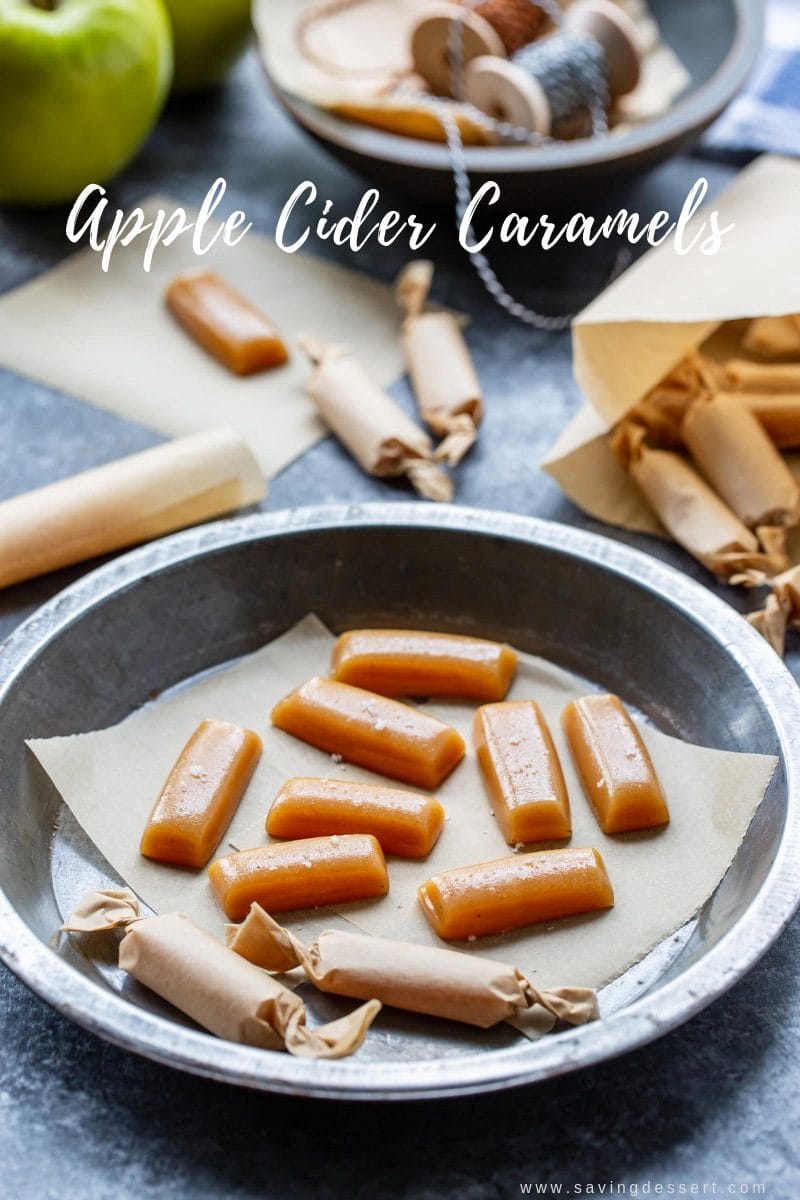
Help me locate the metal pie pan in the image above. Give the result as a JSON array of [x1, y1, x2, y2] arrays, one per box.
[[0, 504, 799, 1100]]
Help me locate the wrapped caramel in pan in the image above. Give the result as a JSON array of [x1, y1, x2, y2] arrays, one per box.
[[299, 335, 453, 501], [227, 903, 598, 1031], [723, 359, 800, 394], [395, 261, 483, 467], [61, 890, 379, 1059]]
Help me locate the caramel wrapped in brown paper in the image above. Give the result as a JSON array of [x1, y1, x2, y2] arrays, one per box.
[[743, 315, 800, 359], [227, 904, 598, 1031], [62, 890, 380, 1059], [0, 429, 265, 591], [610, 423, 785, 579], [543, 156, 800, 547], [299, 335, 453, 500], [681, 393, 800, 528], [396, 261, 482, 466]]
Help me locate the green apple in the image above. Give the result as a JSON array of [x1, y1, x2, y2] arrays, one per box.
[[0, 0, 173, 206], [162, 0, 251, 94]]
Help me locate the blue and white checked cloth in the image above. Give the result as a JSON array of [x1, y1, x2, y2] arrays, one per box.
[[702, 0, 800, 157]]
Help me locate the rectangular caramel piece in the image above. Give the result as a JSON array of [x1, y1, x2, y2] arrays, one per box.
[[473, 701, 570, 844], [562, 694, 669, 835], [418, 847, 613, 940], [140, 719, 262, 869], [271, 676, 465, 789], [331, 628, 517, 700], [266, 777, 445, 857], [209, 833, 389, 920], [165, 270, 289, 375]]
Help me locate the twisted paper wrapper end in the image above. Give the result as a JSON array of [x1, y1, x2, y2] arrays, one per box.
[[395, 260, 434, 321]]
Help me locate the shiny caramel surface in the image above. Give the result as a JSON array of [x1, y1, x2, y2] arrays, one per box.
[[474, 701, 570, 844], [208, 833, 389, 920], [562, 694, 670, 834], [418, 847, 614, 940], [331, 629, 517, 700], [271, 676, 465, 789], [165, 270, 289, 375], [140, 719, 262, 869], [266, 776, 445, 857]]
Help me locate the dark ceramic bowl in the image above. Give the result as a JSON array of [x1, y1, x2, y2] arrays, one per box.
[[257, 0, 763, 205]]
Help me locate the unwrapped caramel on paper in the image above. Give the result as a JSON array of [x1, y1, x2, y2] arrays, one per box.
[[0, 428, 265, 591], [396, 261, 482, 466], [227, 904, 598, 1031], [299, 335, 453, 501], [62, 889, 379, 1059]]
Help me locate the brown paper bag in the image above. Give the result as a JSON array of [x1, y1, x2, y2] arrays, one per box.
[[543, 156, 800, 541]]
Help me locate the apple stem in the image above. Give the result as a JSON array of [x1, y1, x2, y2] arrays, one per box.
[[31, 0, 58, 9]]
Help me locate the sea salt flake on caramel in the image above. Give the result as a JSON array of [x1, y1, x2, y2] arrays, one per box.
[[562, 694, 669, 835]]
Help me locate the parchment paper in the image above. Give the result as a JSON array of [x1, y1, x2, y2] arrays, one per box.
[[254, 0, 688, 142], [544, 156, 800, 535], [0, 197, 407, 478], [30, 615, 775, 997]]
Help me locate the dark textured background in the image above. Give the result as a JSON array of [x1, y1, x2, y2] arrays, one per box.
[[0, 49, 797, 1200]]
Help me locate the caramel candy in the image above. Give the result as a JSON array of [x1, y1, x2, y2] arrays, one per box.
[[473, 701, 570, 844], [330, 628, 517, 701], [418, 847, 613, 940], [738, 393, 800, 449], [271, 676, 465, 789], [682, 393, 800, 528], [208, 833, 389, 920], [724, 359, 800, 393], [617, 423, 762, 577], [743, 315, 800, 359], [140, 719, 262, 869], [266, 777, 445, 858], [165, 270, 289, 375], [562, 694, 669, 834]]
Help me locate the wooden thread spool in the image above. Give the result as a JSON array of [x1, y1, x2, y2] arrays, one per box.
[[463, 0, 641, 136], [411, 0, 548, 97]]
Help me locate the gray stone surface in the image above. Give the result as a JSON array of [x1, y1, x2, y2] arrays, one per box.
[[0, 50, 797, 1200]]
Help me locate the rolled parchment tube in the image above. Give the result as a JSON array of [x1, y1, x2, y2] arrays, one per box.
[[742, 316, 800, 359], [271, 676, 466, 789], [140, 719, 262, 868], [165, 270, 289, 375], [737, 393, 800, 449], [61, 889, 379, 1059], [208, 833, 389, 921], [723, 359, 800, 393], [614, 424, 764, 578], [227, 904, 599, 1030], [473, 701, 571, 845], [562, 694, 669, 834], [682, 393, 800, 528], [330, 627, 517, 701], [299, 336, 453, 501], [395, 261, 483, 466], [418, 846, 614, 940], [0, 428, 264, 592], [266, 777, 445, 858]]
